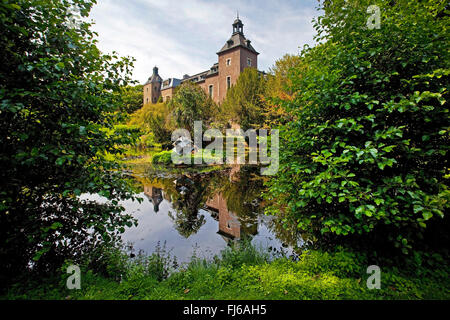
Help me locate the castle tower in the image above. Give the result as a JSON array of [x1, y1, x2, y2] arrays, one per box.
[[143, 66, 162, 105], [216, 15, 259, 102]]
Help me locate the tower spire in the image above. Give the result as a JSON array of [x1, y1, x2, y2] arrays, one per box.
[[232, 14, 243, 35]]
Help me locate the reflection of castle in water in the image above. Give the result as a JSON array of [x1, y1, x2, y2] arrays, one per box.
[[205, 193, 257, 243], [134, 166, 301, 252], [143, 185, 163, 213], [143, 182, 256, 242], [140, 165, 260, 242]]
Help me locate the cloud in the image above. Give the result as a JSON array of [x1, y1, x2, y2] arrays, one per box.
[[89, 0, 320, 84]]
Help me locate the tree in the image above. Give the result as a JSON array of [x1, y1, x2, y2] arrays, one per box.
[[128, 102, 174, 148], [221, 67, 267, 130], [168, 82, 217, 133], [265, 0, 449, 254], [117, 84, 144, 114], [168, 175, 208, 238], [266, 54, 303, 100], [264, 54, 304, 127], [0, 0, 139, 287]]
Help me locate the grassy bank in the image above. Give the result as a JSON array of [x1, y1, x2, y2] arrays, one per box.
[[151, 149, 226, 166], [3, 243, 449, 300]]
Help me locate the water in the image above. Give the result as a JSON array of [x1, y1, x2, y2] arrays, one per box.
[[85, 164, 303, 262]]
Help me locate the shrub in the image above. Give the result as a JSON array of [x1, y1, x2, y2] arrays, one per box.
[[265, 0, 449, 254], [152, 151, 173, 165], [0, 0, 139, 287]]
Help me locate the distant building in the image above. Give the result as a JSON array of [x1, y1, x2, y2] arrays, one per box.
[[143, 16, 259, 105]]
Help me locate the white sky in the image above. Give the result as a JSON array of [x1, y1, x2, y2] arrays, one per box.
[[89, 0, 320, 84]]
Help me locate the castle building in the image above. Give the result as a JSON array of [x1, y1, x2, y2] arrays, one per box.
[[143, 16, 259, 105]]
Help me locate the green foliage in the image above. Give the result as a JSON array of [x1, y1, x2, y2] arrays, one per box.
[[168, 82, 218, 133], [152, 150, 173, 165], [116, 85, 144, 114], [151, 149, 225, 166], [264, 54, 305, 127], [4, 245, 449, 300], [265, 0, 449, 253], [222, 67, 268, 130], [128, 102, 173, 148], [0, 0, 140, 287], [220, 240, 270, 268]]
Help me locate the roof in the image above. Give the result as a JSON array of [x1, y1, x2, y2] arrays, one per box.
[[217, 32, 259, 55], [161, 78, 181, 90], [180, 70, 209, 84], [180, 63, 219, 84], [144, 73, 162, 85]]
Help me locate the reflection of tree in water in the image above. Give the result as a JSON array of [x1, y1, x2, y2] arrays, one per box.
[[162, 168, 263, 240], [136, 166, 305, 246], [266, 216, 304, 251], [167, 175, 211, 238]]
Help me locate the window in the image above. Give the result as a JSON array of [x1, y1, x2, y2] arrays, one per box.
[[208, 85, 213, 98], [247, 58, 252, 67], [153, 97, 156, 103], [226, 58, 231, 66], [166, 96, 170, 102], [146, 98, 148, 104], [226, 76, 231, 90]]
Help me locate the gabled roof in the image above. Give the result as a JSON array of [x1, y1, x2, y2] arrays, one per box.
[[217, 32, 259, 55]]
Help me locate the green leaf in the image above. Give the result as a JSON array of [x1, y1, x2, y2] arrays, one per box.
[[422, 212, 433, 220]]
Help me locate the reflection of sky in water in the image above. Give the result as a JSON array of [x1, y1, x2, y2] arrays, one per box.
[[82, 170, 300, 263]]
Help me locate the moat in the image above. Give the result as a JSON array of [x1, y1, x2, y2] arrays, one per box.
[[84, 163, 303, 262]]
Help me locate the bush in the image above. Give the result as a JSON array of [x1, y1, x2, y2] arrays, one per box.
[[265, 0, 449, 254], [4, 244, 449, 300], [128, 102, 174, 147], [152, 151, 173, 165], [151, 149, 225, 166], [220, 239, 270, 268], [0, 0, 139, 288]]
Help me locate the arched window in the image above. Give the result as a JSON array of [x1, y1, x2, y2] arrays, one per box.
[[209, 85, 213, 98]]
